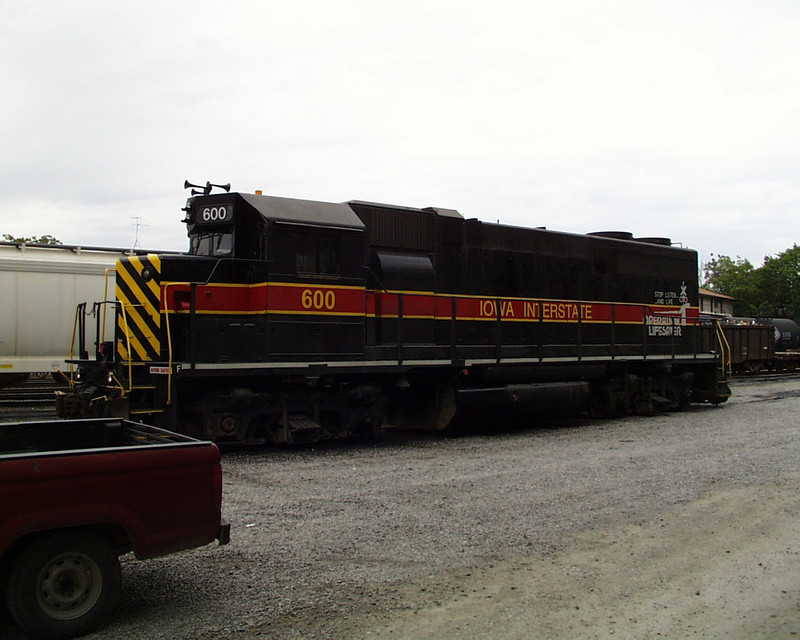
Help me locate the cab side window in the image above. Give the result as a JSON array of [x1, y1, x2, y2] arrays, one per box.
[[297, 234, 339, 277]]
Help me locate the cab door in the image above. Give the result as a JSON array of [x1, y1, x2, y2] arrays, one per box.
[[266, 224, 366, 360]]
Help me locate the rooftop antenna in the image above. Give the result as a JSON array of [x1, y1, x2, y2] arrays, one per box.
[[131, 216, 147, 251]]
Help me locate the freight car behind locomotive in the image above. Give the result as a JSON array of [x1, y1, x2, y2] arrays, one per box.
[[718, 318, 800, 373], [0, 242, 127, 387], [58, 187, 730, 443], [716, 321, 775, 374]]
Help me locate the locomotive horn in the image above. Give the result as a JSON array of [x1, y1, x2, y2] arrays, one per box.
[[184, 180, 206, 191], [184, 181, 231, 195]]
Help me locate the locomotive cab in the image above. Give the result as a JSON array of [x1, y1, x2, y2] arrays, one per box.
[[184, 193, 266, 260], [179, 193, 368, 361]]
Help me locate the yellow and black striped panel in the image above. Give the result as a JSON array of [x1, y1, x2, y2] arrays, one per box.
[[116, 255, 162, 362]]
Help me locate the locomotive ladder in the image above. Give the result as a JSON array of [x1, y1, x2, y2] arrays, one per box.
[[116, 300, 162, 417]]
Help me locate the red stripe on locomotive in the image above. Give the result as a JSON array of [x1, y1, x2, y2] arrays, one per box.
[[162, 281, 700, 325]]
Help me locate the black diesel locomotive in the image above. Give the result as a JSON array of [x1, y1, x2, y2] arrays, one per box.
[[58, 184, 730, 443]]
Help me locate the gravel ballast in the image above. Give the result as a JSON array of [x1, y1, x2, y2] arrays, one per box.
[[3, 375, 799, 639]]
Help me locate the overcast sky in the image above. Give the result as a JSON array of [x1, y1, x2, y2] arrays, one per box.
[[2, 0, 798, 266]]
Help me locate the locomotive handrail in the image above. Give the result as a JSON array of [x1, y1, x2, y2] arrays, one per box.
[[495, 297, 502, 363], [160, 257, 254, 391], [610, 303, 617, 359], [91, 300, 117, 361], [118, 300, 134, 395], [715, 320, 732, 378], [78, 302, 89, 360], [536, 300, 551, 361], [68, 300, 121, 385], [101, 267, 114, 347], [438, 297, 713, 365], [361, 264, 390, 294], [162, 282, 177, 406], [450, 296, 457, 364], [67, 302, 86, 383], [192, 256, 240, 287]]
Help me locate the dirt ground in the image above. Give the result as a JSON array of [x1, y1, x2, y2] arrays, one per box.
[[264, 478, 800, 639]]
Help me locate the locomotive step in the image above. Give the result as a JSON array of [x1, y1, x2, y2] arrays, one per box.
[[130, 408, 165, 415], [285, 415, 323, 431]]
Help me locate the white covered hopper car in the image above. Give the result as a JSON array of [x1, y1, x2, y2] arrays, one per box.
[[0, 242, 140, 386]]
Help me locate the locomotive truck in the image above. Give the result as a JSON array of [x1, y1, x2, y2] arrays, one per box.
[[57, 184, 730, 444]]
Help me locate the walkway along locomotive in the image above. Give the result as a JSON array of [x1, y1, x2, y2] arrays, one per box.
[[57, 185, 731, 444]]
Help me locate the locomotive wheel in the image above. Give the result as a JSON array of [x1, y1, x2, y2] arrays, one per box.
[[6, 531, 121, 640], [631, 392, 655, 415], [387, 380, 457, 431]]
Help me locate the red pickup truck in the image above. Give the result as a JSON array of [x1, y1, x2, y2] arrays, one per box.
[[0, 418, 230, 639]]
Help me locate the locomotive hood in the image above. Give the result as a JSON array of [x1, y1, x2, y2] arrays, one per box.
[[238, 193, 365, 230]]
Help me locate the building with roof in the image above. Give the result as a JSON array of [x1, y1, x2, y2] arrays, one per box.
[[699, 288, 736, 318]]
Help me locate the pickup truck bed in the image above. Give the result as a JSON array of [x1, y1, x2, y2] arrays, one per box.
[[0, 417, 190, 452], [0, 418, 229, 639]]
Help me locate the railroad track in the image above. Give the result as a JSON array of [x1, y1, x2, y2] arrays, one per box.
[[0, 376, 66, 422], [0, 376, 67, 402]]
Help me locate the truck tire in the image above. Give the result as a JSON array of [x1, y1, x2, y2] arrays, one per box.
[[5, 531, 121, 639]]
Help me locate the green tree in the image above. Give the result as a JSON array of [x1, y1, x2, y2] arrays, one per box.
[[2, 234, 62, 245], [759, 245, 800, 318], [702, 254, 760, 316]]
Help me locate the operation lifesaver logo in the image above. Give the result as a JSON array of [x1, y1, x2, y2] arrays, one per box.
[[646, 314, 683, 337]]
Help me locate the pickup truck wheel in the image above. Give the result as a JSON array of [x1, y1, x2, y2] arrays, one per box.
[[5, 531, 121, 640]]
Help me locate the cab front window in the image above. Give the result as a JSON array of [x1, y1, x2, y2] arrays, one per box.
[[190, 232, 233, 257]]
